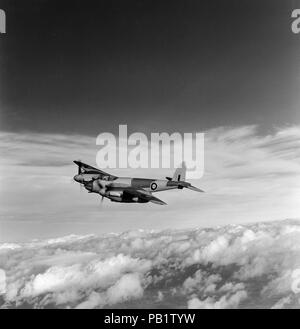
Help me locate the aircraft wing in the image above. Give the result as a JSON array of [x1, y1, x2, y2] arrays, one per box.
[[123, 188, 167, 205], [73, 160, 117, 179]]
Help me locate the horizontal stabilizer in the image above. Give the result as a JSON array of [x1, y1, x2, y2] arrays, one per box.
[[187, 185, 205, 192]]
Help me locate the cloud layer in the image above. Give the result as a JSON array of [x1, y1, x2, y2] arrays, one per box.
[[1, 219, 300, 308]]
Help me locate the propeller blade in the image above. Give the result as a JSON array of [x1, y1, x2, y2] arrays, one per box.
[[187, 185, 205, 192]]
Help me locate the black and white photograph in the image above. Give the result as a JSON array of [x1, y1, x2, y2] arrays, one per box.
[[0, 0, 300, 314]]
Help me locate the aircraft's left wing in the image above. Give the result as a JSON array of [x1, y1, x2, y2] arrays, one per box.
[[123, 188, 167, 205]]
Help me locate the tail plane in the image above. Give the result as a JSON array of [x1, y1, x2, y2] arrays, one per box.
[[168, 162, 204, 192], [172, 162, 186, 182]]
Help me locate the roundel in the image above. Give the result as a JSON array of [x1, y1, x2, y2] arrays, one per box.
[[150, 182, 158, 191]]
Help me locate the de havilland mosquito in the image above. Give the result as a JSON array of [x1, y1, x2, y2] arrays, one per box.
[[73, 161, 204, 205]]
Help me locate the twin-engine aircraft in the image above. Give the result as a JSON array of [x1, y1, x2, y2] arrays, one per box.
[[73, 160, 204, 205]]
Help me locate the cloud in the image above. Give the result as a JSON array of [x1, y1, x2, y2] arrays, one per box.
[[0, 269, 6, 295], [187, 290, 248, 309], [0, 219, 300, 308], [106, 273, 144, 304], [271, 296, 292, 309]]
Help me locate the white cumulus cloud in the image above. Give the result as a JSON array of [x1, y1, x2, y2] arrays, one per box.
[[0, 219, 300, 308]]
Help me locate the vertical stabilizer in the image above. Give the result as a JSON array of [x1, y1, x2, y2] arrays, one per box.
[[172, 162, 186, 181]]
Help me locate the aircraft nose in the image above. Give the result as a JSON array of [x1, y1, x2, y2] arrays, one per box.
[[73, 174, 82, 183]]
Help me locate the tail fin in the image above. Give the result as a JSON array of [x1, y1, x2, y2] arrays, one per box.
[[172, 162, 186, 181]]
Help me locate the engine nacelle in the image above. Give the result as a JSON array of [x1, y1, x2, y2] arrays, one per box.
[[108, 191, 123, 198], [109, 196, 123, 202], [108, 193, 148, 203], [85, 179, 112, 195]]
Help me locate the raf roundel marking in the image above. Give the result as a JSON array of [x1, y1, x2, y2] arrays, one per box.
[[151, 182, 158, 191]]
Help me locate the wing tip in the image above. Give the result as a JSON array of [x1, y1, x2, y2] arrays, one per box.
[[188, 185, 205, 193], [150, 199, 167, 205]]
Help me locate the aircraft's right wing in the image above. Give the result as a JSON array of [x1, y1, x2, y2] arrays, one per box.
[[123, 188, 167, 205]]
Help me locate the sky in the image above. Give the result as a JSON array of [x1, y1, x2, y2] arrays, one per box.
[[0, 0, 300, 242]]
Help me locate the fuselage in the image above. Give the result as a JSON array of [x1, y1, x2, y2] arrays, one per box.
[[114, 177, 178, 192], [74, 174, 181, 203], [73, 160, 203, 205]]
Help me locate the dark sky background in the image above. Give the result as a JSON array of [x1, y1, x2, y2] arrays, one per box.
[[0, 0, 299, 136]]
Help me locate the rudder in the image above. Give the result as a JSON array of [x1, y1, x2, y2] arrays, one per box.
[[172, 162, 186, 181]]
